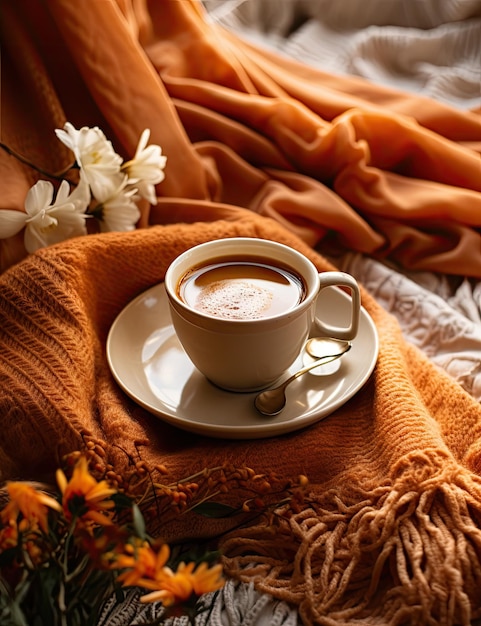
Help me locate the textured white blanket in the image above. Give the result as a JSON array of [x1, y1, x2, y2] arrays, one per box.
[[204, 0, 481, 110]]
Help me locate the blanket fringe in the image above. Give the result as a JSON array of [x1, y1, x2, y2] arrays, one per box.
[[221, 449, 481, 626]]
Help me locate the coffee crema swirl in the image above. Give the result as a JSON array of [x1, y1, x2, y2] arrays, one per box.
[[177, 255, 306, 320]]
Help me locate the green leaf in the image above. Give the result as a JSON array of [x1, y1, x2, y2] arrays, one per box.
[[30, 567, 61, 626], [192, 502, 239, 518], [4, 602, 29, 626], [132, 503, 146, 539]]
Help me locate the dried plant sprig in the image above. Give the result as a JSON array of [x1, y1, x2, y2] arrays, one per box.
[[62, 434, 310, 529]]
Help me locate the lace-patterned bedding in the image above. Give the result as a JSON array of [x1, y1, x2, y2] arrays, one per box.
[[331, 252, 481, 401]]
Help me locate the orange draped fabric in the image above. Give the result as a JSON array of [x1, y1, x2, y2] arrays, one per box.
[[1, 0, 481, 275]]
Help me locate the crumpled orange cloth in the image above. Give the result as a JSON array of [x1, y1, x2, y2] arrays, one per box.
[[1, 0, 481, 275], [1, 215, 481, 625]]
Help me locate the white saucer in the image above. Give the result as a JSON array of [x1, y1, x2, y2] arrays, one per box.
[[106, 283, 379, 439]]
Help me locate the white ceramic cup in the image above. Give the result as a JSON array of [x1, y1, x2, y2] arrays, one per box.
[[164, 237, 360, 392]]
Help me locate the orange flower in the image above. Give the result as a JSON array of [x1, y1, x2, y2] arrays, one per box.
[[56, 456, 116, 526], [114, 541, 170, 589], [0, 520, 19, 551], [140, 561, 224, 606], [76, 524, 128, 568], [140, 563, 195, 606], [1, 482, 61, 533], [113, 540, 224, 607], [0, 511, 49, 566], [189, 561, 224, 596]]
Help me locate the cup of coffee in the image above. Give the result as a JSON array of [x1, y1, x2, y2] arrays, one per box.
[[164, 237, 360, 392]]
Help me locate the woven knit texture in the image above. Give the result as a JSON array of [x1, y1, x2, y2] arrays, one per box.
[[1, 215, 481, 625]]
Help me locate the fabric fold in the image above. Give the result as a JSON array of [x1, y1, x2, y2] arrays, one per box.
[[2, 0, 481, 275]]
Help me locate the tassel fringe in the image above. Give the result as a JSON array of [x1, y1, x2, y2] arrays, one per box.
[[221, 449, 481, 625]]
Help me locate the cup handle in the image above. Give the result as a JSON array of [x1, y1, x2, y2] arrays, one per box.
[[314, 272, 361, 340]]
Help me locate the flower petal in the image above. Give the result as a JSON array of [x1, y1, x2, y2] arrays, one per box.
[[24, 180, 54, 217], [135, 129, 150, 156], [56, 123, 123, 197], [122, 129, 167, 206], [55, 122, 79, 153], [0, 210, 28, 238], [24, 219, 53, 253]]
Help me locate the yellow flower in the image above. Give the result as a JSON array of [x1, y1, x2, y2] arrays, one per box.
[[114, 541, 170, 589], [0, 485, 59, 566], [140, 563, 194, 606], [1, 482, 61, 533], [114, 541, 224, 607], [189, 561, 225, 596], [0, 521, 45, 565], [56, 456, 116, 526], [140, 561, 224, 606]]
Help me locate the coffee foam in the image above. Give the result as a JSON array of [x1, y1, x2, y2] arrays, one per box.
[[195, 280, 273, 320]]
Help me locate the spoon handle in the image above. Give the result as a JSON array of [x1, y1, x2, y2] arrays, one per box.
[[279, 351, 348, 390], [254, 343, 352, 416]]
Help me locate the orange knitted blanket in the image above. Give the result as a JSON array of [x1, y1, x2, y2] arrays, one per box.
[[1, 214, 481, 625]]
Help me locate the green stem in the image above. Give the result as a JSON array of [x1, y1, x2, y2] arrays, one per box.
[[0, 141, 76, 181], [58, 581, 67, 626], [64, 554, 91, 584], [57, 518, 77, 622]]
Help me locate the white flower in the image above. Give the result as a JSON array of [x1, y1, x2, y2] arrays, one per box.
[[0, 123, 168, 254], [0, 208, 30, 239], [92, 175, 140, 233], [122, 129, 167, 205], [0, 177, 91, 253], [55, 122, 123, 200]]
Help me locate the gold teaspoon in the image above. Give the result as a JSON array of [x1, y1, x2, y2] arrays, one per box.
[[254, 340, 351, 416]]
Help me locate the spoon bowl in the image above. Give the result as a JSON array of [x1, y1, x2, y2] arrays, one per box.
[[254, 339, 351, 416], [305, 337, 351, 360]]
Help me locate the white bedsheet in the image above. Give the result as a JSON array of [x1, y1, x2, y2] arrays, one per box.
[[204, 0, 481, 110]]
